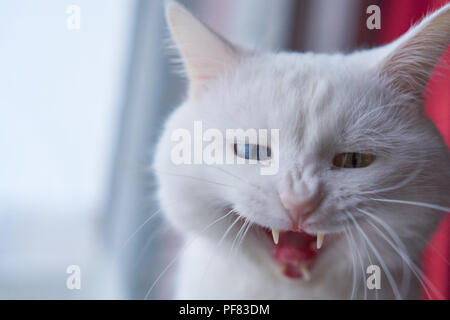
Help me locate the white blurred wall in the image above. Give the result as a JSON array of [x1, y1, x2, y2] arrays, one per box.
[[0, 0, 135, 298]]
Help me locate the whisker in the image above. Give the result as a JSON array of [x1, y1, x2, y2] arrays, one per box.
[[152, 168, 237, 189], [370, 198, 450, 212], [136, 222, 171, 264], [206, 166, 260, 191], [235, 219, 254, 254], [343, 226, 358, 300], [117, 199, 185, 254], [357, 208, 411, 298], [357, 163, 423, 196], [119, 208, 162, 252], [361, 229, 378, 300], [144, 209, 234, 299], [195, 210, 241, 295], [362, 214, 445, 299], [346, 211, 402, 300], [416, 233, 450, 267], [345, 220, 367, 300], [364, 218, 438, 299], [230, 217, 248, 254]]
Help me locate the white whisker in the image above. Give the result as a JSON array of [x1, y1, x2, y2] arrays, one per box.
[[357, 208, 411, 297], [195, 209, 240, 295], [361, 212, 444, 299], [345, 220, 367, 300], [152, 168, 237, 189], [343, 226, 358, 300], [235, 220, 254, 254], [364, 218, 437, 299], [144, 209, 234, 299], [207, 166, 260, 191], [357, 163, 423, 195], [230, 216, 249, 255], [346, 211, 402, 300], [371, 198, 450, 212], [119, 208, 162, 252]]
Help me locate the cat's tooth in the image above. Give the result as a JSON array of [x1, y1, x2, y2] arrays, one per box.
[[300, 264, 311, 281], [272, 229, 279, 245], [317, 233, 325, 249]]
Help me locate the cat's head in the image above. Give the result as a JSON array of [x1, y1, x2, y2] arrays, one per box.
[[155, 2, 450, 288]]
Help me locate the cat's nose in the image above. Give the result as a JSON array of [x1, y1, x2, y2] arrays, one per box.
[[278, 167, 321, 228], [279, 191, 321, 229]]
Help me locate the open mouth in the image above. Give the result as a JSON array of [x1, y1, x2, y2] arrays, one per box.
[[265, 229, 325, 280], [229, 209, 327, 280]]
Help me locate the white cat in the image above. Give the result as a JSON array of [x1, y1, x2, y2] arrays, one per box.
[[154, 2, 450, 299]]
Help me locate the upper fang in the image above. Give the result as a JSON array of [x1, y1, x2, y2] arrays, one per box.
[[317, 233, 325, 249], [272, 229, 279, 245]]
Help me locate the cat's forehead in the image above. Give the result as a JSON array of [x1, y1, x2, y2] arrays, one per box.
[[237, 52, 375, 99], [195, 51, 408, 155], [210, 52, 386, 127]]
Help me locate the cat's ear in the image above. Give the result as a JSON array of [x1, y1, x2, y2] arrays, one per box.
[[165, 1, 239, 99], [378, 4, 450, 100]]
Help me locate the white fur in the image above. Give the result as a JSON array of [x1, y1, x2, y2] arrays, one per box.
[[154, 2, 450, 299]]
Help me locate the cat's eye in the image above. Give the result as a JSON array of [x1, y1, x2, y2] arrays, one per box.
[[233, 143, 271, 161], [333, 153, 375, 168]]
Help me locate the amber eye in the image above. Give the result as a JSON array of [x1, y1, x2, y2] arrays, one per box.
[[333, 153, 375, 168]]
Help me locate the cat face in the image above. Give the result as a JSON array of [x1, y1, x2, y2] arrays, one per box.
[[155, 2, 450, 287], [189, 53, 423, 232]]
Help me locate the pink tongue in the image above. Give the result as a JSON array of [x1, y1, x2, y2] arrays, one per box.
[[272, 231, 318, 278]]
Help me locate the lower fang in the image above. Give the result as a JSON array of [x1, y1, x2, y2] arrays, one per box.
[[300, 264, 311, 281]]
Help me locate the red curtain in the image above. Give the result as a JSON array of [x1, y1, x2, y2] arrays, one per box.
[[377, 0, 450, 300]]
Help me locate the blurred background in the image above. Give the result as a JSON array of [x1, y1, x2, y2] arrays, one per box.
[[0, 0, 448, 299]]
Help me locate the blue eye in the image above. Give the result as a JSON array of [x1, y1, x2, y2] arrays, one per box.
[[233, 143, 271, 161]]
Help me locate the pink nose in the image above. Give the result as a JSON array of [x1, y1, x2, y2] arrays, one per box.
[[279, 194, 320, 227]]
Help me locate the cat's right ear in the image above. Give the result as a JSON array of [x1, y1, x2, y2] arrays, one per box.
[[377, 4, 450, 101], [165, 1, 240, 99]]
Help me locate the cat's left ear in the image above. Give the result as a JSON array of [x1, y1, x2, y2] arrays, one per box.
[[378, 4, 450, 100], [166, 2, 240, 99]]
